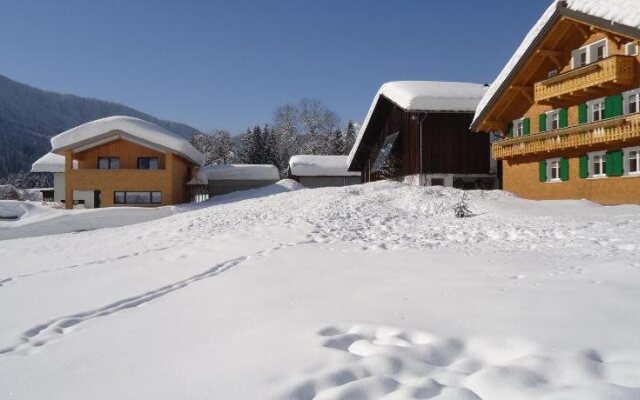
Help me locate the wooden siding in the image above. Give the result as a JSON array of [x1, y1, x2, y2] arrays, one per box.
[[423, 113, 490, 174], [64, 138, 194, 208], [503, 137, 640, 204], [357, 97, 491, 182], [75, 136, 167, 169]]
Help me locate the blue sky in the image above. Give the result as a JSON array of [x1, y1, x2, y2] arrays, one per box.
[[0, 0, 550, 133]]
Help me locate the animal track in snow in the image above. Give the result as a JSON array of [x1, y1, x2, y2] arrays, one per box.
[[0, 241, 309, 357], [273, 324, 640, 400]]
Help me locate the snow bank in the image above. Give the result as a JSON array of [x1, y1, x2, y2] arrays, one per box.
[[50, 116, 205, 166], [349, 81, 487, 167], [289, 155, 360, 177], [0, 202, 28, 220], [473, 0, 640, 127], [2, 181, 640, 399], [200, 164, 280, 181]]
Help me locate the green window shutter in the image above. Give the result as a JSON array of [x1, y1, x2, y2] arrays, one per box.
[[560, 157, 569, 181], [523, 118, 531, 136], [579, 154, 589, 178], [539, 113, 547, 132], [539, 160, 547, 182], [507, 121, 513, 138], [578, 103, 588, 124], [559, 108, 569, 128], [605, 94, 623, 119], [606, 150, 624, 176]]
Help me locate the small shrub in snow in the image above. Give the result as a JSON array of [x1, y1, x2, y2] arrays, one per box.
[[453, 192, 473, 218]]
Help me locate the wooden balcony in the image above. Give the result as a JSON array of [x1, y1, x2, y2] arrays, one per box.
[[534, 55, 636, 105], [492, 113, 640, 159]]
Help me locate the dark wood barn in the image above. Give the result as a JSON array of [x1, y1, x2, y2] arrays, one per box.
[[348, 81, 497, 189]]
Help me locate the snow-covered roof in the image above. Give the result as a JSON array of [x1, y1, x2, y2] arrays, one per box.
[[200, 164, 280, 181], [473, 0, 640, 128], [31, 152, 77, 173], [50, 116, 205, 166], [289, 155, 361, 177], [348, 81, 488, 168]]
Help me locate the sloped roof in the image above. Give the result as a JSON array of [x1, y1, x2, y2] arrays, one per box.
[[289, 155, 360, 177], [50, 116, 205, 166], [472, 0, 640, 129], [31, 152, 77, 173], [348, 81, 488, 168]]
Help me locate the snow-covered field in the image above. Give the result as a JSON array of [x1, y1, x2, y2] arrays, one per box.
[[1, 180, 639, 400]]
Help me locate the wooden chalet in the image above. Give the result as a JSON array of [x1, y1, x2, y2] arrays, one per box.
[[471, 0, 640, 204]]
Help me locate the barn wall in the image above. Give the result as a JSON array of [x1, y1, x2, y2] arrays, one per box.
[[298, 176, 360, 188], [207, 179, 277, 197], [423, 113, 492, 174]]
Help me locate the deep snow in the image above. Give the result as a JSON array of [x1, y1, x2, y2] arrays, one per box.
[[1, 180, 640, 399]]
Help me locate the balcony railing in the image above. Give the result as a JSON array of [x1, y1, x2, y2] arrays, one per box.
[[492, 113, 640, 159], [534, 55, 636, 104]]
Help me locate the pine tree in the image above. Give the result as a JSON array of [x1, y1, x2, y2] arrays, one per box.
[[343, 120, 357, 155], [329, 128, 344, 155], [210, 129, 236, 164], [189, 132, 215, 165]]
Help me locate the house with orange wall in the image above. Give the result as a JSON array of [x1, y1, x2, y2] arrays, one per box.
[[45, 116, 205, 209], [471, 0, 640, 204]]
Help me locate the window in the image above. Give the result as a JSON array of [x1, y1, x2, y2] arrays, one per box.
[[114, 191, 125, 204], [137, 157, 159, 170], [625, 42, 639, 56], [624, 146, 640, 175], [549, 158, 561, 181], [540, 158, 568, 182], [98, 157, 119, 170], [594, 42, 606, 61], [114, 191, 162, 205], [547, 110, 560, 130], [371, 132, 399, 173], [572, 48, 588, 68], [589, 151, 607, 177], [513, 118, 525, 137], [572, 39, 608, 69], [588, 98, 606, 122], [624, 89, 640, 115]]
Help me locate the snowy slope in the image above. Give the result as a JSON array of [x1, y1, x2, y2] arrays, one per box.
[[1, 181, 640, 399]]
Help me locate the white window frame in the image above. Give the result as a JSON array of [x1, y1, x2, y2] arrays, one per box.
[[625, 42, 639, 56], [546, 109, 560, 131], [572, 47, 588, 69], [589, 151, 607, 178], [572, 39, 608, 69], [547, 158, 562, 182], [624, 146, 640, 176], [587, 97, 606, 123], [623, 88, 640, 115], [513, 118, 525, 137], [590, 39, 608, 63]]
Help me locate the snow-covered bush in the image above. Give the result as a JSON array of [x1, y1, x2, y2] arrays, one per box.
[[453, 192, 473, 218]]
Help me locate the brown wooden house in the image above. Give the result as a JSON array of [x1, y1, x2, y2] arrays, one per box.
[[348, 81, 496, 189]]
